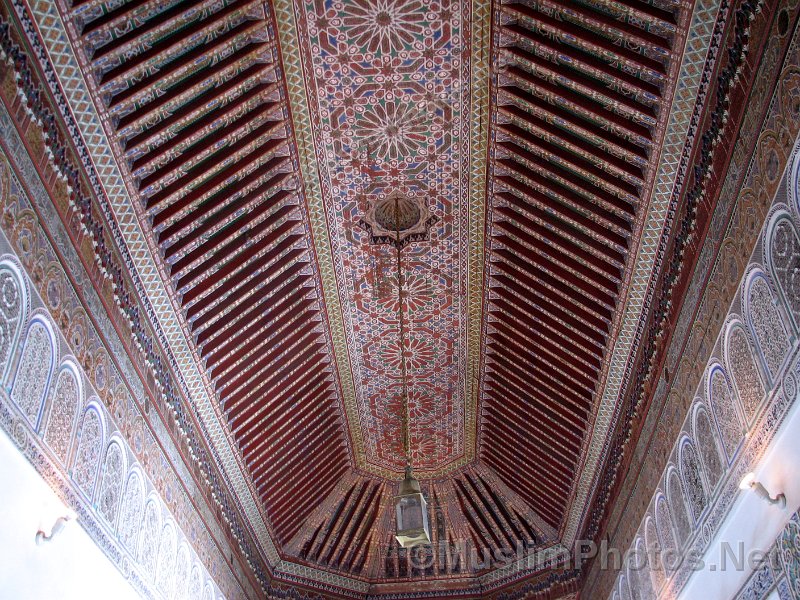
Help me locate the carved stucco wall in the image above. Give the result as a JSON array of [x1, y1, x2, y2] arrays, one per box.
[[606, 137, 800, 600], [0, 112, 246, 599], [0, 247, 227, 600]]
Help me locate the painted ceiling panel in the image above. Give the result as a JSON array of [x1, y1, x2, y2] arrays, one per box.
[[287, 0, 474, 476]]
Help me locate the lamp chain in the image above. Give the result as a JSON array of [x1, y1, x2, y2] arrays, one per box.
[[394, 197, 412, 472]]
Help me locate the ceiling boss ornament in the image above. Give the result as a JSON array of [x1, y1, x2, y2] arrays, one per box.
[[359, 191, 437, 249]]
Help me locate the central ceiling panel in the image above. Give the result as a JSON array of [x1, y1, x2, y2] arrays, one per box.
[[289, 0, 479, 475]]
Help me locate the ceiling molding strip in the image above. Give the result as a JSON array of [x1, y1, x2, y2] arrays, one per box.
[[465, 0, 492, 465]]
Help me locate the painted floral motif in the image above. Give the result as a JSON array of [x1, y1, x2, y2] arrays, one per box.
[[117, 470, 144, 552], [355, 101, 429, 162], [72, 407, 103, 496], [709, 368, 744, 462], [748, 276, 791, 379], [11, 321, 52, 428], [407, 385, 452, 425], [43, 367, 80, 464], [728, 326, 766, 423], [340, 0, 427, 55], [770, 218, 800, 325], [375, 271, 436, 314], [0, 268, 22, 379], [377, 331, 437, 371], [96, 441, 125, 525]]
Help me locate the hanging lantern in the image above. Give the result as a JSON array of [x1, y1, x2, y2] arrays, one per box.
[[394, 466, 431, 548], [375, 195, 431, 549]]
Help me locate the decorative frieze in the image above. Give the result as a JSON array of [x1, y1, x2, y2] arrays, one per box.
[[607, 152, 800, 598], [0, 249, 226, 599]]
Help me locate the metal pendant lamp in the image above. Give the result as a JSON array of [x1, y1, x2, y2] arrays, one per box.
[[390, 195, 431, 549]]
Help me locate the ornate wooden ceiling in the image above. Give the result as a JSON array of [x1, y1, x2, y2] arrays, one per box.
[[52, 0, 708, 595], [481, 0, 679, 529]]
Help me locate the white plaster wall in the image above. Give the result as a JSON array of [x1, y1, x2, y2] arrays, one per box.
[[678, 383, 800, 600], [0, 428, 140, 600]]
